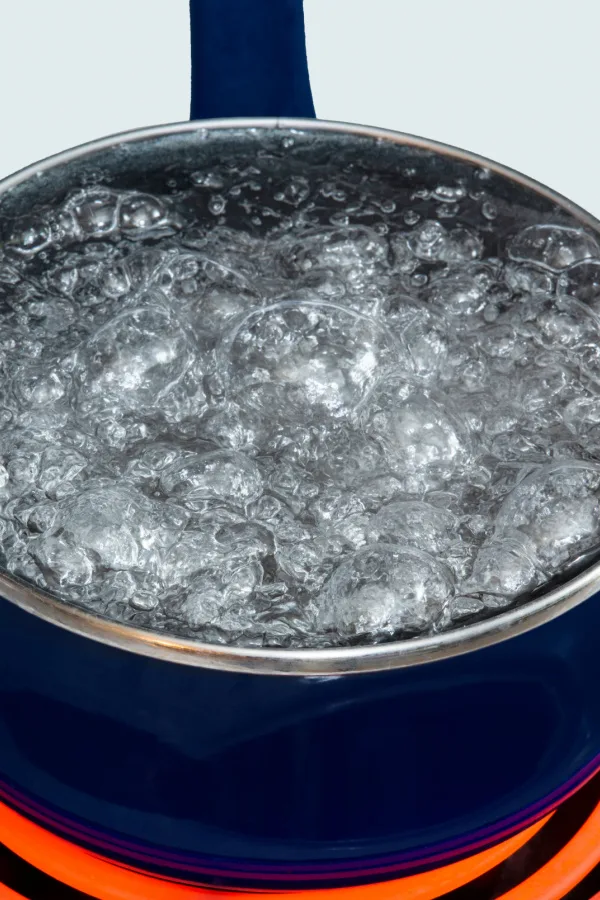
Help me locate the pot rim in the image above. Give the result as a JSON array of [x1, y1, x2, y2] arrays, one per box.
[[1, 116, 599, 676]]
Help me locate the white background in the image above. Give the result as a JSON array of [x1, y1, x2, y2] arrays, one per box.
[[0, 0, 596, 215]]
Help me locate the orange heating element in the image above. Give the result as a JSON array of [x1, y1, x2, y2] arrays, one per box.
[[1, 797, 600, 900], [0, 798, 555, 900]]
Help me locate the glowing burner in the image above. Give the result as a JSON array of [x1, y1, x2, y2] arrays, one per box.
[[2, 779, 600, 899]]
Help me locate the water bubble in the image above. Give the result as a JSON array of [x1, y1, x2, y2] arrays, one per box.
[[11, 225, 52, 256], [75, 298, 198, 421], [463, 534, 538, 600], [66, 189, 120, 237], [509, 225, 599, 272], [221, 300, 397, 422], [367, 500, 457, 554], [282, 226, 391, 288], [437, 203, 460, 220], [504, 262, 553, 296], [433, 185, 467, 204], [557, 260, 600, 312], [388, 304, 449, 381], [278, 176, 310, 207], [208, 195, 227, 216], [390, 234, 418, 274], [364, 377, 473, 493], [408, 221, 482, 263], [409, 220, 447, 260], [191, 172, 225, 189], [12, 367, 67, 407], [120, 195, 170, 231], [159, 450, 263, 511], [317, 544, 454, 639], [30, 536, 95, 588], [494, 462, 600, 569]]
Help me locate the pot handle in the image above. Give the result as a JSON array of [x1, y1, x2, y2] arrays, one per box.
[[189, 0, 316, 121]]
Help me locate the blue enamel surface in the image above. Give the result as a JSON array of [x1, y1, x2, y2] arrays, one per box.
[[0, 593, 599, 887], [189, 0, 316, 121]]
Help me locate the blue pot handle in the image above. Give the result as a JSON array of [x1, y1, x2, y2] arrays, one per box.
[[189, 0, 316, 121]]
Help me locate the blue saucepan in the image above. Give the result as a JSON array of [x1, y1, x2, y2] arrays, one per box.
[[0, 0, 599, 890]]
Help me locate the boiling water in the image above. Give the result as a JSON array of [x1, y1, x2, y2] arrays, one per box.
[[1, 155, 600, 648]]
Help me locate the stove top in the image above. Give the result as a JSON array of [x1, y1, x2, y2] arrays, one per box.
[[2, 775, 600, 900]]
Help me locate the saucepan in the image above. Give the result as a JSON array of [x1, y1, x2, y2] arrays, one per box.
[[0, 0, 599, 890]]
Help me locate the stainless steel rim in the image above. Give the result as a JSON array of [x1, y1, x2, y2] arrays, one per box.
[[1, 116, 599, 676]]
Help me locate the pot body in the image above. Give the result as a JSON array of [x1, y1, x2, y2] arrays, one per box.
[[1, 121, 600, 889], [0, 592, 599, 889]]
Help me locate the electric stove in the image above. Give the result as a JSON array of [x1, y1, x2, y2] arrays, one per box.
[[2, 774, 600, 900]]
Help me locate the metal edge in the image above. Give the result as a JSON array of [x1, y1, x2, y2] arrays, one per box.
[[1, 116, 599, 676]]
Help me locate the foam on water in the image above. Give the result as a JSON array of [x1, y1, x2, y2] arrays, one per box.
[[1, 159, 600, 649]]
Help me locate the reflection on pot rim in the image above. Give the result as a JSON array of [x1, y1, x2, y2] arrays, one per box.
[[1, 116, 600, 676]]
